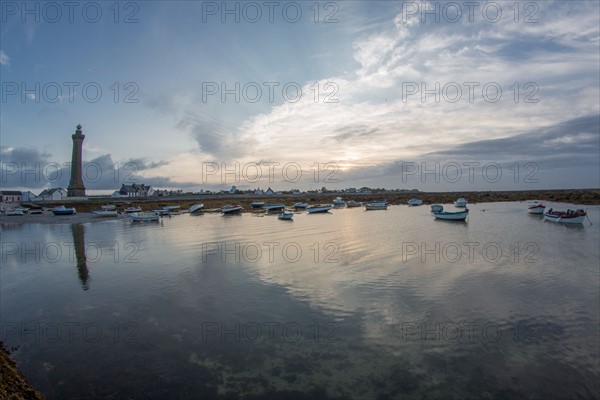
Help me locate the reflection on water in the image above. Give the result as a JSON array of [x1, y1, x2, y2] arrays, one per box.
[[71, 224, 89, 290], [0, 202, 599, 399]]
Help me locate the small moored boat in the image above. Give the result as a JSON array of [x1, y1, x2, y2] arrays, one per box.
[[130, 212, 160, 222], [189, 204, 204, 214], [408, 198, 423, 206], [346, 200, 362, 208], [434, 209, 469, 221], [430, 204, 444, 213], [5, 209, 24, 216], [454, 198, 468, 208], [250, 202, 266, 208], [332, 197, 346, 207], [222, 205, 243, 214], [365, 201, 388, 210], [527, 202, 545, 214], [543, 208, 587, 224], [152, 209, 171, 216], [294, 202, 309, 209], [278, 212, 294, 220], [124, 207, 142, 213], [265, 203, 286, 212], [307, 204, 332, 213], [101, 204, 116, 211], [92, 210, 118, 217], [52, 206, 76, 216]]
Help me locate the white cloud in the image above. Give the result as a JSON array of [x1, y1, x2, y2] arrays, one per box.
[[0, 50, 9, 66]]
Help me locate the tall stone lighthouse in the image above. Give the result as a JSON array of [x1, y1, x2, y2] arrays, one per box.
[[67, 124, 86, 197]]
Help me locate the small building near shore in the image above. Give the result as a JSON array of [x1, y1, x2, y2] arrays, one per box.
[[1, 190, 23, 203], [38, 188, 67, 201], [119, 183, 153, 197]]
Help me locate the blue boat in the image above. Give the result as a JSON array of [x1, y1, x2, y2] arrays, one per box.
[[278, 212, 294, 220], [250, 202, 266, 208], [307, 204, 333, 213], [52, 206, 76, 216], [265, 203, 286, 212], [433, 209, 469, 221]]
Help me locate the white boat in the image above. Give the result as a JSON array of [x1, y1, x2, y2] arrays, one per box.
[[265, 203, 286, 212], [189, 204, 204, 214], [408, 198, 423, 206], [430, 204, 443, 213], [544, 208, 587, 224], [250, 202, 266, 208], [5, 209, 24, 216], [52, 206, 77, 215], [294, 202, 309, 209], [163, 205, 181, 211], [92, 210, 118, 217], [332, 197, 346, 206], [130, 212, 160, 222], [307, 204, 332, 213], [346, 200, 362, 208], [222, 205, 243, 214], [278, 212, 294, 220], [454, 198, 468, 208], [124, 207, 142, 213], [434, 209, 469, 221], [152, 209, 171, 216], [101, 204, 116, 211], [527, 202, 545, 214], [365, 201, 388, 210], [29, 208, 44, 215]]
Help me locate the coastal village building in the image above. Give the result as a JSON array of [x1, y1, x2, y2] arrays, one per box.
[[37, 188, 67, 201], [0, 191, 23, 203], [119, 184, 154, 197], [21, 191, 37, 202]]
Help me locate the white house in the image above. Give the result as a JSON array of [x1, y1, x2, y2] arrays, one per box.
[[111, 191, 121, 198], [229, 185, 237, 194], [119, 183, 152, 197], [265, 187, 275, 195], [38, 188, 67, 201], [21, 191, 37, 202]]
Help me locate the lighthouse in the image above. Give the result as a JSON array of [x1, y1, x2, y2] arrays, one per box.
[[67, 124, 86, 197]]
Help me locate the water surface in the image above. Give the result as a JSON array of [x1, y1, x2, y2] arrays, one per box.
[[1, 201, 599, 399]]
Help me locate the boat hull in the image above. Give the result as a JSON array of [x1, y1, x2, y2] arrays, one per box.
[[278, 212, 294, 220], [434, 210, 469, 221], [265, 204, 286, 212], [130, 213, 160, 222], [5, 210, 24, 216], [528, 206, 545, 214], [189, 204, 204, 214], [222, 206, 243, 214], [544, 214, 585, 224], [454, 198, 468, 208], [92, 211, 118, 217], [52, 208, 76, 216], [307, 205, 332, 213]]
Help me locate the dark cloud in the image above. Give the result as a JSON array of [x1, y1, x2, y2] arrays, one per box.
[[427, 115, 599, 165]]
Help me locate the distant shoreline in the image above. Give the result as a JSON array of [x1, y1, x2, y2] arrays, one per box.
[[1, 189, 598, 225]]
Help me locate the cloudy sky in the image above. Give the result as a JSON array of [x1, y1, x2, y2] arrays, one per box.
[[1, 0, 599, 194]]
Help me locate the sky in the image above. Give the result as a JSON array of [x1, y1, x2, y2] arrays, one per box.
[[1, 0, 599, 194]]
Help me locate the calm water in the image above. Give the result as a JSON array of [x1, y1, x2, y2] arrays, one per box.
[[1, 202, 599, 399]]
